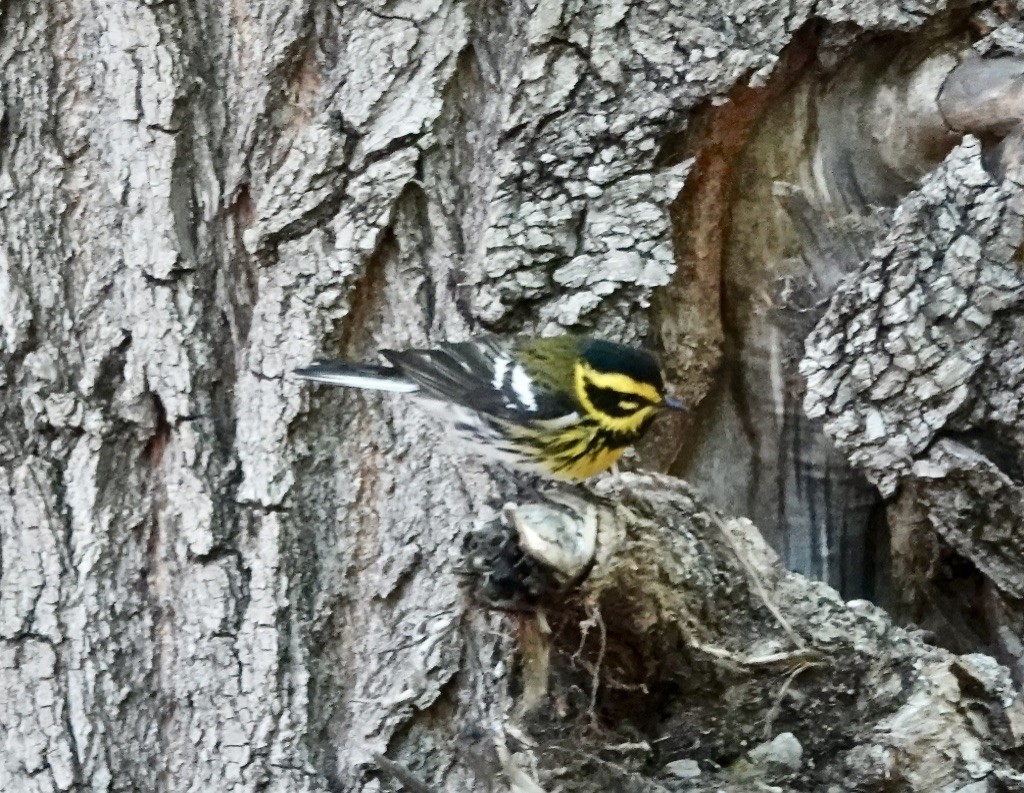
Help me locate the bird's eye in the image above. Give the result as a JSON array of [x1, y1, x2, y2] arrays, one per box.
[[617, 399, 640, 411]]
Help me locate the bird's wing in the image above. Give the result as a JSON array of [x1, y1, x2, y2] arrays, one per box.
[[383, 338, 576, 421]]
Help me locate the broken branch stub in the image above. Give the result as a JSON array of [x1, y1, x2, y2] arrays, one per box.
[[462, 473, 1024, 792], [939, 57, 1024, 138]]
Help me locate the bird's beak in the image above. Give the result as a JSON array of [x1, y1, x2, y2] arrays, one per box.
[[663, 395, 687, 412]]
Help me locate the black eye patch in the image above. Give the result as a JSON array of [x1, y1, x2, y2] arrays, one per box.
[[585, 384, 652, 417]]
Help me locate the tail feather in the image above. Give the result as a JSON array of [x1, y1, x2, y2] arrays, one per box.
[[293, 362, 419, 393]]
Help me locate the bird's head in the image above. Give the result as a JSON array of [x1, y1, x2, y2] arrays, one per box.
[[573, 339, 685, 436]]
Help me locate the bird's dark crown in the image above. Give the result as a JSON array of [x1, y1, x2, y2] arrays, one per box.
[[579, 339, 664, 391]]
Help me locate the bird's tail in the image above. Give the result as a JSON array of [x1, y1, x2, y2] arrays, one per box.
[[293, 362, 419, 393]]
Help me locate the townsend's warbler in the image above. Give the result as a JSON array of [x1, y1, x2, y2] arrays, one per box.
[[295, 335, 684, 480]]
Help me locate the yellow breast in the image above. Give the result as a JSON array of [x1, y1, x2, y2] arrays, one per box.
[[545, 443, 627, 480]]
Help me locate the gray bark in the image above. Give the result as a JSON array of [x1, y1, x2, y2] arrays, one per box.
[[2, 1, 1024, 792], [802, 126, 1024, 680]]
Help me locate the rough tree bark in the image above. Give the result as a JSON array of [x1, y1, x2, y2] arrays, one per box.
[[2, 1, 1024, 792]]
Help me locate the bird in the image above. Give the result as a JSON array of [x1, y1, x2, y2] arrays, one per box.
[[294, 335, 685, 480]]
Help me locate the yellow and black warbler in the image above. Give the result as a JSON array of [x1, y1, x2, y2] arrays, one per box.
[[294, 335, 684, 480]]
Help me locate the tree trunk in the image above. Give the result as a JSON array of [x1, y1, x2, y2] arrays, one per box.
[[2, 1, 1024, 791]]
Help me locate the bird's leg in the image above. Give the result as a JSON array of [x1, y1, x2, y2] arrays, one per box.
[[482, 464, 523, 505], [531, 476, 591, 507], [513, 473, 552, 506], [482, 465, 550, 507]]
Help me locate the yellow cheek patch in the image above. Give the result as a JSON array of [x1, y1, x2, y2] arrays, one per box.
[[573, 362, 661, 434], [596, 407, 657, 435], [579, 366, 662, 404]]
